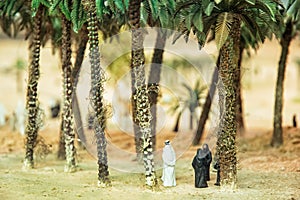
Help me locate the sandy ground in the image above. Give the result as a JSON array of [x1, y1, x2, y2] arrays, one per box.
[[0, 124, 299, 200], [0, 34, 300, 199]]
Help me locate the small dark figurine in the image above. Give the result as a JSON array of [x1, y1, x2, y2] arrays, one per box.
[[192, 149, 208, 188], [50, 100, 60, 118], [213, 160, 220, 186], [202, 143, 212, 181], [293, 114, 297, 128]]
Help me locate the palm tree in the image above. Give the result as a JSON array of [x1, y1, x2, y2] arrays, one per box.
[[83, 0, 111, 187], [60, 1, 77, 172], [192, 12, 280, 145], [4, 0, 54, 169], [49, 0, 78, 171], [176, 0, 282, 188], [170, 80, 206, 132], [1, 0, 80, 168], [23, 4, 44, 169], [271, 0, 300, 147], [58, 24, 89, 159], [129, 0, 156, 187], [143, 0, 176, 151]]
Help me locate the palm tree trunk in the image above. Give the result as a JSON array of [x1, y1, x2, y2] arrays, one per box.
[[193, 65, 218, 145], [72, 24, 89, 148], [148, 31, 166, 151], [236, 45, 245, 135], [173, 111, 181, 132], [216, 16, 241, 189], [61, 12, 76, 172], [23, 6, 43, 169], [130, 1, 142, 161], [271, 20, 293, 147], [129, 0, 156, 187], [84, 1, 110, 186], [189, 112, 193, 130]]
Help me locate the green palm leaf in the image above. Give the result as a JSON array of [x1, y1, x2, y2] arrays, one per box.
[[31, 0, 41, 16], [215, 12, 233, 49], [193, 11, 203, 32], [71, 0, 80, 32], [50, 0, 63, 14], [95, 0, 105, 17], [59, 0, 71, 20], [204, 2, 214, 16], [149, 0, 159, 20]]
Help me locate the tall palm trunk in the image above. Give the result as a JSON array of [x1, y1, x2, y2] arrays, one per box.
[[129, 0, 156, 187], [130, 2, 142, 161], [173, 111, 181, 132], [148, 31, 166, 151], [58, 25, 89, 158], [236, 44, 245, 135], [57, 48, 66, 160], [216, 16, 241, 189], [84, 1, 110, 186], [189, 111, 194, 130], [61, 12, 76, 172], [23, 6, 43, 169], [193, 64, 219, 145], [271, 20, 293, 147]]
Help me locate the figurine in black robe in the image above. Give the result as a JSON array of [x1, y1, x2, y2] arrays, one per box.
[[192, 149, 208, 188], [203, 143, 212, 181], [213, 160, 220, 186]]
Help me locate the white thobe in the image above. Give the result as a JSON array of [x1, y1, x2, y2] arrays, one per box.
[[161, 144, 176, 187]]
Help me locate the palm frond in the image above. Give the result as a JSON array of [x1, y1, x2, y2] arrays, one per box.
[[59, 0, 71, 20], [204, 1, 215, 16], [50, 0, 63, 14], [192, 8, 203, 32], [215, 12, 233, 49]]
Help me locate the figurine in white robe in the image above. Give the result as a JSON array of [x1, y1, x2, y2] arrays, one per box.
[[161, 140, 176, 187]]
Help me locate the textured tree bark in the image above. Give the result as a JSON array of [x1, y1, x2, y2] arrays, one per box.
[[148, 31, 166, 151], [84, 1, 111, 186], [61, 12, 76, 172], [23, 6, 43, 169], [216, 16, 240, 189], [129, 0, 157, 187], [129, 0, 143, 162], [193, 65, 218, 145], [271, 20, 293, 147]]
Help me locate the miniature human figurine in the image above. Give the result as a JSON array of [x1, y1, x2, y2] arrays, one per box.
[[50, 100, 60, 118], [293, 114, 297, 128], [213, 159, 220, 186], [202, 143, 212, 181], [161, 140, 176, 187], [192, 148, 208, 188]]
